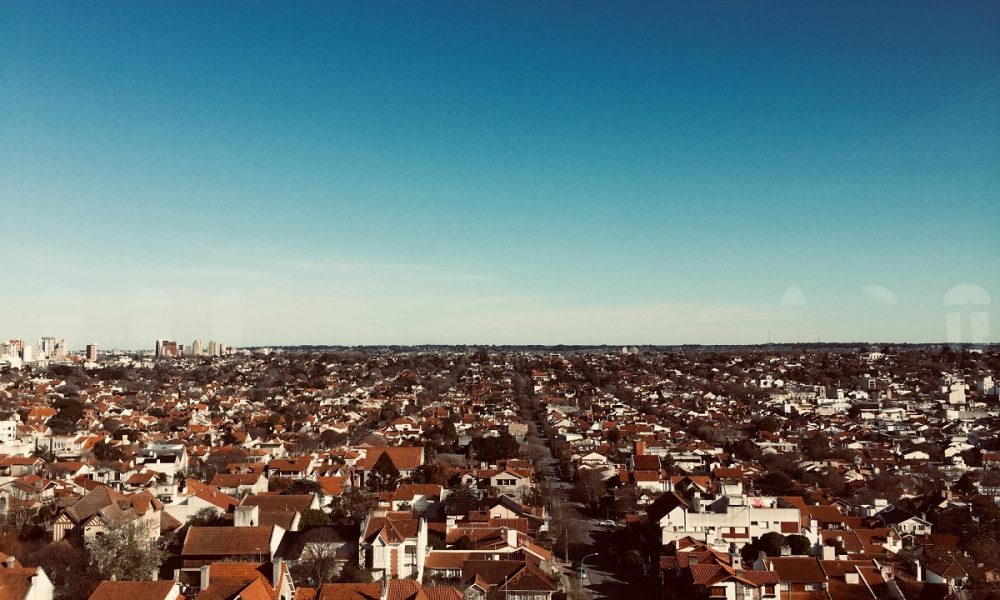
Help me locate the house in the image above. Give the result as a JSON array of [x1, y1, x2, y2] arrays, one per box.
[[181, 525, 285, 571], [924, 557, 969, 589], [352, 447, 424, 489], [755, 556, 829, 596], [164, 481, 237, 525], [87, 580, 181, 600], [877, 508, 931, 536], [237, 493, 320, 531], [209, 473, 268, 497], [487, 468, 532, 500], [0, 563, 53, 600], [659, 546, 780, 600], [191, 561, 294, 600], [359, 511, 428, 581], [388, 484, 443, 516], [134, 443, 188, 479], [460, 559, 558, 600], [313, 583, 381, 600], [52, 485, 162, 543], [647, 484, 801, 549]]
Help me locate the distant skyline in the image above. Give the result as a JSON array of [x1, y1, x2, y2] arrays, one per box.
[[2, 2, 998, 348]]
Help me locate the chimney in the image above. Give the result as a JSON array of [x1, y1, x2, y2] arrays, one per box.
[[235, 504, 260, 528], [635, 440, 646, 456], [692, 491, 702, 513], [272, 558, 283, 589], [729, 543, 741, 569], [3, 556, 15, 568], [506, 528, 518, 548], [845, 571, 860, 585], [914, 560, 923, 582], [200, 564, 211, 590]]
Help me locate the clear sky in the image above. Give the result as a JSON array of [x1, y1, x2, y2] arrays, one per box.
[[1, 1, 998, 348]]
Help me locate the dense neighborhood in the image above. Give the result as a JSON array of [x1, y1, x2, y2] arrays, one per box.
[[0, 344, 999, 600]]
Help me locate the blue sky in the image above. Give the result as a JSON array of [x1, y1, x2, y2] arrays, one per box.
[[1, 1, 998, 348]]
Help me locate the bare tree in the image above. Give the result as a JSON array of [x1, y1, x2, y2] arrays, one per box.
[[574, 468, 607, 510], [547, 500, 584, 562]]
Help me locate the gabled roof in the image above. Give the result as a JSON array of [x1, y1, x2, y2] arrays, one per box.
[[88, 580, 179, 600], [195, 563, 278, 600], [363, 514, 419, 544], [0, 567, 41, 600], [182, 526, 275, 557], [315, 584, 381, 600], [358, 447, 423, 471]]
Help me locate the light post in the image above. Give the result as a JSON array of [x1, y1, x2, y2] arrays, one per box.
[[579, 552, 599, 580]]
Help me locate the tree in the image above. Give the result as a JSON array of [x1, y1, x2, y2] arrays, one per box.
[[329, 488, 377, 525], [954, 472, 978, 496], [30, 541, 97, 600], [284, 479, 324, 497], [756, 472, 794, 496], [189, 507, 220, 527], [92, 440, 124, 463], [574, 469, 607, 510], [741, 532, 788, 565], [547, 501, 584, 562], [786, 534, 811, 555], [366, 452, 400, 492], [86, 520, 164, 581], [293, 543, 340, 585], [335, 560, 374, 583], [470, 433, 521, 464], [300, 509, 333, 529]]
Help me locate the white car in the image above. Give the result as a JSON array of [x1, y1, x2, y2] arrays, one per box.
[[597, 519, 617, 527]]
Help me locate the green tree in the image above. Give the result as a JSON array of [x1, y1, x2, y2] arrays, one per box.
[[284, 479, 324, 496], [786, 534, 811, 555], [300, 509, 333, 528], [91, 440, 124, 463], [188, 507, 220, 527], [756, 471, 794, 496], [366, 452, 400, 492], [85, 520, 164, 581]]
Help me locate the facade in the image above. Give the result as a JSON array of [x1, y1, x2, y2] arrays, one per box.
[[649, 483, 801, 549], [359, 511, 428, 581]]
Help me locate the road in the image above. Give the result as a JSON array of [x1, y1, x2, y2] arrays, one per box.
[[521, 394, 659, 599]]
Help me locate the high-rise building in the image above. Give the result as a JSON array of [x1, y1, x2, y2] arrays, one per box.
[[155, 339, 178, 358], [207, 340, 219, 357], [85, 344, 98, 361], [38, 337, 57, 359], [191, 340, 204, 356]]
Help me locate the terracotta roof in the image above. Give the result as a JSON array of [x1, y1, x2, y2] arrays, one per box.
[[316, 584, 381, 600], [363, 514, 419, 544], [0, 567, 39, 600], [182, 526, 274, 557], [316, 477, 345, 496], [359, 447, 423, 471], [765, 557, 827, 584], [194, 562, 279, 600], [88, 581, 178, 600], [242, 494, 315, 513]]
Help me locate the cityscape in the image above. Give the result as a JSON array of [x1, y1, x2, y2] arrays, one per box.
[[2, 2, 998, 600]]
